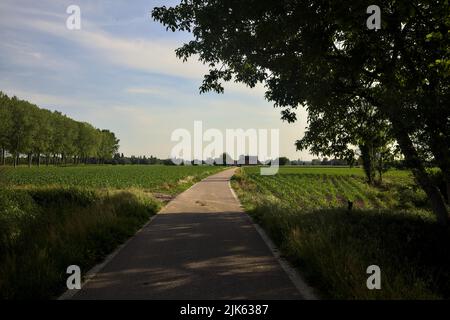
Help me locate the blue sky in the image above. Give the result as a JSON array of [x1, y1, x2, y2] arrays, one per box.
[[0, 0, 312, 160]]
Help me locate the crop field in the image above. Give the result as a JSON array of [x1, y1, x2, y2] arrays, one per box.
[[1, 165, 224, 194], [240, 166, 423, 211], [232, 167, 450, 299]]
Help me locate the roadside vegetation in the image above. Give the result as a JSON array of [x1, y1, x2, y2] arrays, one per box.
[[0, 165, 224, 299], [232, 167, 450, 299]]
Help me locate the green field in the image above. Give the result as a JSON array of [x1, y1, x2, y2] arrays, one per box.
[[0, 165, 224, 299], [232, 166, 450, 299], [240, 166, 424, 211], [1, 165, 224, 194]]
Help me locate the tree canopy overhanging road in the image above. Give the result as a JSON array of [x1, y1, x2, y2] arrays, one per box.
[[152, 0, 450, 225]]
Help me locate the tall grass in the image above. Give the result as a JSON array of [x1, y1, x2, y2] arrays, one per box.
[[232, 167, 450, 299]]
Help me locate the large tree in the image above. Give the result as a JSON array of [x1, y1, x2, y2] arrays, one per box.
[[32, 109, 53, 167], [0, 92, 12, 165], [98, 130, 120, 163], [152, 0, 450, 225], [7, 96, 36, 167], [76, 122, 100, 164]]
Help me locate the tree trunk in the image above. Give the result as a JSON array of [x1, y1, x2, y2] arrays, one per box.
[[427, 145, 449, 204], [377, 156, 382, 184], [359, 143, 375, 185], [28, 153, 32, 168], [1, 148, 5, 166], [447, 178, 450, 205], [393, 127, 448, 226], [412, 168, 448, 226], [439, 169, 450, 205]]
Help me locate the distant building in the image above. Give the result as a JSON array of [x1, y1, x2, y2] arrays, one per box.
[[238, 155, 259, 165]]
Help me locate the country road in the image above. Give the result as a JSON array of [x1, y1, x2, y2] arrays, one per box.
[[67, 168, 305, 300]]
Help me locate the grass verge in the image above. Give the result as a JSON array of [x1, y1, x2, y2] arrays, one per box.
[[0, 186, 160, 299]]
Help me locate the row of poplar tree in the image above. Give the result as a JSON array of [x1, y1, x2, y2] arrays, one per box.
[[0, 92, 119, 167]]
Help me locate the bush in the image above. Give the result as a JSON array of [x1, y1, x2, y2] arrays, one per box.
[[28, 187, 99, 208], [395, 185, 428, 209], [0, 189, 39, 255]]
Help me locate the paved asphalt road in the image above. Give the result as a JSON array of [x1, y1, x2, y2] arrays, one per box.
[[71, 168, 302, 300]]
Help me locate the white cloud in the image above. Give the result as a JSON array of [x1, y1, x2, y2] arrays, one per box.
[[0, 2, 270, 98], [125, 86, 173, 96], [14, 17, 208, 80], [1, 88, 72, 108], [1, 7, 266, 97]]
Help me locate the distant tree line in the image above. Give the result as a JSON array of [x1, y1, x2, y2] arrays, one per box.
[[0, 92, 120, 167], [111, 153, 175, 165], [308, 158, 349, 166]]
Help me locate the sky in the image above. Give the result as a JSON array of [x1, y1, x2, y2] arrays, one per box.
[[0, 0, 313, 161]]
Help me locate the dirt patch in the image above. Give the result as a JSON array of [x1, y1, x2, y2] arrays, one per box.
[[336, 195, 347, 205], [195, 200, 207, 206], [325, 194, 334, 204], [152, 193, 175, 203], [354, 199, 365, 208]]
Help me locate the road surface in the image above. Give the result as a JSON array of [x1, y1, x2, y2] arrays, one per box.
[[70, 168, 303, 300]]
